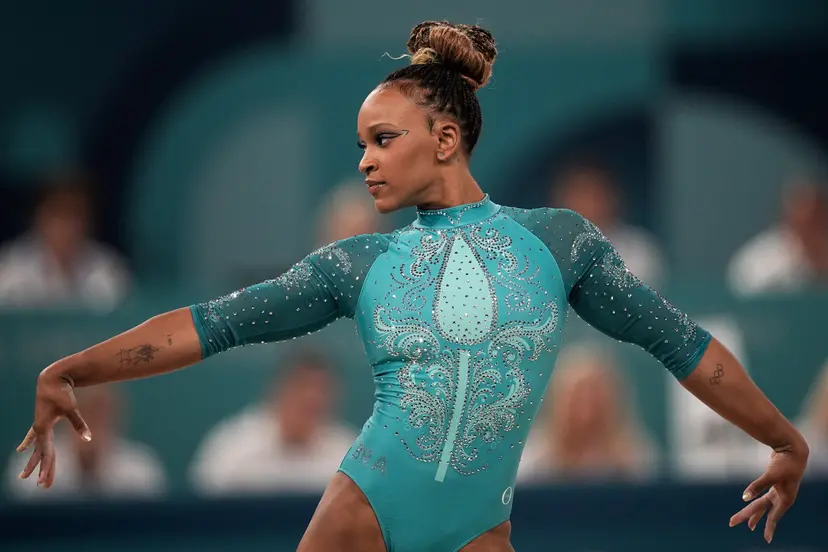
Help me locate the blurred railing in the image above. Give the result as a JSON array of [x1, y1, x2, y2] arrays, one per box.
[[2, 481, 827, 551]]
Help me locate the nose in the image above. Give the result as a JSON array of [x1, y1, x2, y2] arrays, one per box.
[[359, 153, 377, 176]]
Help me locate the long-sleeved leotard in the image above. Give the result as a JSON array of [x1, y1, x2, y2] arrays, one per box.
[[190, 196, 710, 552]]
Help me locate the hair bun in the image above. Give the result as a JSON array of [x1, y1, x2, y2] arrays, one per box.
[[406, 21, 497, 91]]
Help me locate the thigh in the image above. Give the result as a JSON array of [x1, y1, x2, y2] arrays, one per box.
[[297, 472, 386, 552], [459, 520, 514, 552]]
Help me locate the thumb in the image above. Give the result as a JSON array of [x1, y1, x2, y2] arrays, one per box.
[[743, 472, 773, 502], [66, 409, 92, 442]]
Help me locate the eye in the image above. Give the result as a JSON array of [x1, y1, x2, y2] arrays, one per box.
[[376, 133, 400, 147]]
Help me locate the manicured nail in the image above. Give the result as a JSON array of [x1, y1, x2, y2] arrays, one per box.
[[82, 430, 92, 442], [742, 492, 751, 501]]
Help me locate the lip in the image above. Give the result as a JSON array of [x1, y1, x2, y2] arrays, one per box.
[[365, 180, 386, 194]]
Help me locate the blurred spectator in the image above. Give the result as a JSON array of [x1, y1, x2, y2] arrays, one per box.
[[550, 157, 667, 288], [518, 345, 659, 484], [315, 179, 383, 246], [0, 169, 130, 310], [797, 359, 828, 477], [728, 175, 828, 297], [5, 386, 166, 501], [189, 350, 356, 496]]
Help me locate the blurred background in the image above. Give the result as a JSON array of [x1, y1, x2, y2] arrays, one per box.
[[2, 1, 828, 551]]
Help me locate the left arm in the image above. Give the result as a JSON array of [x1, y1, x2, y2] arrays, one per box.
[[554, 209, 807, 543]]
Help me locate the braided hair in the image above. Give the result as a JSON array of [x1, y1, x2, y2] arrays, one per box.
[[380, 21, 498, 156]]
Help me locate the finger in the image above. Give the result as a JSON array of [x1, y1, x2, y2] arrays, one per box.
[[743, 473, 773, 502], [16, 427, 36, 452], [730, 496, 770, 527], [36, 429, 55, 487], [45, 450, 57, 489], [18, 448, 42, 480], [66, 409, 92, 442], [748, 511, 764, 532], [763, 495, 791, 544]]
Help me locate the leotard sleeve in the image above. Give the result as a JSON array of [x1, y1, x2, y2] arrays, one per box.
[[506, 207, 711, 379], [188, 234, 389, 359]]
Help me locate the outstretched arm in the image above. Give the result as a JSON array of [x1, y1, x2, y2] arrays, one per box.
[[16, 238, 371, 488], [557, 210, 807, 543]]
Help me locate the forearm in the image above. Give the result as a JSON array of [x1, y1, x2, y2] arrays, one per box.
[[46, 308, 203, 387], [681, 338, 808, 453]]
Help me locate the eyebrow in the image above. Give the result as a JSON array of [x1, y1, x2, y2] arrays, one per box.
[[357, 124, 406, 140]]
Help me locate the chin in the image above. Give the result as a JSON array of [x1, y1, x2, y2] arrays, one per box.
[[373, 196, 400, 214]]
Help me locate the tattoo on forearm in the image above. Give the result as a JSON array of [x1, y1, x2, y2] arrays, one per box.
[[117, 344, 160, 366], [709, 363, 725, 385]]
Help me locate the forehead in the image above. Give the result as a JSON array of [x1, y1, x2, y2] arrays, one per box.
[[357, 86, 424, 131]]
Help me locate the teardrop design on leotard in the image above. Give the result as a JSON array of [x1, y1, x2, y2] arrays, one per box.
[[433, 234, 496, 345]]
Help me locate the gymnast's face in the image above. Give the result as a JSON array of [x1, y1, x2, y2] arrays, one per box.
[[357, 85, 458, 213]]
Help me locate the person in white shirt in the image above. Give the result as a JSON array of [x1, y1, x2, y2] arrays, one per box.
[[0, 170, 131, 311], [728, 177, 828, 297], [189, 350, 357, 496], [5, 385, 165, 501], [549, 157, 668, 289]]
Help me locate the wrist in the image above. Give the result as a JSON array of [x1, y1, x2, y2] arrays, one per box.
[[773, 430, 809, 460], [41, 354, 83, 386]]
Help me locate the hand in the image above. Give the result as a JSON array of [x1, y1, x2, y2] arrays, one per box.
[[16, 368, 92, 488], [729, 442, 809, 544]]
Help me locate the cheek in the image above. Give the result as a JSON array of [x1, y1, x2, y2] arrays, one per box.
[[385, 142, 433, 181]]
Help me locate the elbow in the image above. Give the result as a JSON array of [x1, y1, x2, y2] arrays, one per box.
[[667, 332, 713, 381]]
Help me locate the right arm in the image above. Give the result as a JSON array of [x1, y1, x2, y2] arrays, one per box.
[[48, 243, 351, 387], [17, 237, 383, 487]]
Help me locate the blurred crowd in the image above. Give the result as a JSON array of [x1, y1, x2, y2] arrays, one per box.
[[2, 156, 827, 503]]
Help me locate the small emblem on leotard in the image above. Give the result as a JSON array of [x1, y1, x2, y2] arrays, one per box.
[[372, 457, 387, 475], [501, 487, 513, 505], [352, 443, 373, 466]]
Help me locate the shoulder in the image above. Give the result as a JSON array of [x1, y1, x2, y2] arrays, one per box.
[[500, 206, 591, 231], [308, 233, 393, 264], [499, 206, 600, 252]]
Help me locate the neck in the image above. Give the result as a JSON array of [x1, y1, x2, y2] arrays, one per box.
[[416, 167, 485, 211]]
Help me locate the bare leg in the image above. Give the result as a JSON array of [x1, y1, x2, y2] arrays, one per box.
[[297, 472, 386, 552], [459, 521, 515, 552]]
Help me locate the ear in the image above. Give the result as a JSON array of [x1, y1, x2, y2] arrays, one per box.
[[433, 119, 461, 161]]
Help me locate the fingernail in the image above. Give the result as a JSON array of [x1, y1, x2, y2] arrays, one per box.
[[17, 472, 24, 479], [82, 430, 92, 442], [742, 492, 751, 501]]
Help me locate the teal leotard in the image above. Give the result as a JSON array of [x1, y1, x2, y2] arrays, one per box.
[[190, 196, 711, 551]]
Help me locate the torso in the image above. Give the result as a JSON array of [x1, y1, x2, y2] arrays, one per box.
[[335, 201, 568, 550]]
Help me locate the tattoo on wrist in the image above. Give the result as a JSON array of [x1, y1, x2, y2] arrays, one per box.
[[117, 344, 160, 366], [709, 363, 724, 385]]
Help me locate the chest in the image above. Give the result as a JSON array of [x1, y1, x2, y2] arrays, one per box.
[[355, 225, 568, 361]]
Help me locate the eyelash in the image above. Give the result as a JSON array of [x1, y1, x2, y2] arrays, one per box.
[[358, 133, 397, 150]]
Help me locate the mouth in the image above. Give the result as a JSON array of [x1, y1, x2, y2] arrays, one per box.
[[366, 181, 386, 194]]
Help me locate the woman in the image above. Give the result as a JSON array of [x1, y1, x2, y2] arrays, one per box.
[[16, 21, 808, 551]]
